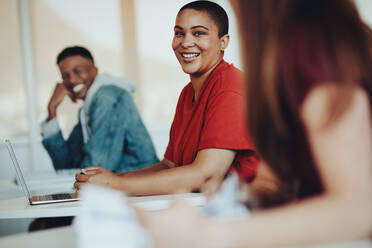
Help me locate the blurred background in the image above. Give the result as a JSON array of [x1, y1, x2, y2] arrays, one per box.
[[0, 0, 372, 180]]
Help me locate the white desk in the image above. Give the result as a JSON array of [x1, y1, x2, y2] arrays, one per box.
[[0, 225, 75, 248], [0, 178, 206, 219], [0, 193, 206, 219], [0, 225, 371, 248], [0, 197, 79, 219]]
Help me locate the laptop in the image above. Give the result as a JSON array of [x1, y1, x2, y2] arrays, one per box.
[[3, 139, 79, 205]]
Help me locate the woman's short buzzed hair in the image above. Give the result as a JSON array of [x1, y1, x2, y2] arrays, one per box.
[[178, 0, 229, 37]]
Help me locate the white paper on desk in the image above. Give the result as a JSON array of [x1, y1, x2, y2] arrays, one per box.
[[75, 184, 152, 248], [202, 173, 250, 219]]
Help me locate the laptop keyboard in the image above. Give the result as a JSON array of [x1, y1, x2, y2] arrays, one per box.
[[38, 193, 72, 201], [52, 193, 72, 200]]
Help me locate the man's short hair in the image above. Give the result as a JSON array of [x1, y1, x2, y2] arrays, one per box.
[[56, 46, 94, 64], [178, 0, 229, 37]]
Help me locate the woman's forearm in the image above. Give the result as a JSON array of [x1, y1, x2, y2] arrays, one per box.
[[111, 149, 235, 196], [118, 162, 170, 177], [209, 194, 372, 248], [110, 164, 205, 196]]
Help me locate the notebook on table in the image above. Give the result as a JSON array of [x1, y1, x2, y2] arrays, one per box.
[[3, 139, 79, 205]]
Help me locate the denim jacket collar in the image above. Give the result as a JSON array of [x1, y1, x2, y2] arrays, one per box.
[[80, 73, 136, 143]]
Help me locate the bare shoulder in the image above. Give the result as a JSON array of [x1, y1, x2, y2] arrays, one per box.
[[300, 84, 371, 131]]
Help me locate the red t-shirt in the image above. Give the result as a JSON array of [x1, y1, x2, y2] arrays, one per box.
[[164, 60, 258, 181]]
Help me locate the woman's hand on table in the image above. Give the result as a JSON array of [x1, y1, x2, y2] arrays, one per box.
[[74, 166, 118, 190]]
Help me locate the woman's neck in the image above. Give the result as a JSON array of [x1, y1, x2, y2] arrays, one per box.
[[190, 59, 222, 100]]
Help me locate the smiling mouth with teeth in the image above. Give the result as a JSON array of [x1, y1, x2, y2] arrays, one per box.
[[73, 84, 85, 93], [182, 53, 200, 58]]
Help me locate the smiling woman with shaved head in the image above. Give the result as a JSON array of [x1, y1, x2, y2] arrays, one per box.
[[74, 0, 259, 196]]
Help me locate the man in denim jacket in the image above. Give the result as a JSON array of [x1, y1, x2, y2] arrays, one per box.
[[41, 46, 159, 173]]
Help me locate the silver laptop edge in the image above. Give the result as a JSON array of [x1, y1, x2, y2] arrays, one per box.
[[3, 139, 78, 205], [4, 139, 33, 204]]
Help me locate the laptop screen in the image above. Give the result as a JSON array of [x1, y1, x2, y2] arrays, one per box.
[[4, 139, 32, 203]]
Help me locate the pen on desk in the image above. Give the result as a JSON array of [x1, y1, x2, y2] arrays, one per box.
[[80, 168, 98, 175]]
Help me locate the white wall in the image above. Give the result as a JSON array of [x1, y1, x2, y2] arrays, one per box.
[[356, 0, 372, 27]]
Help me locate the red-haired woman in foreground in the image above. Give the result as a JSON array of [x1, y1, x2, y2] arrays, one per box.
[[139, 0, 372, 247]]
